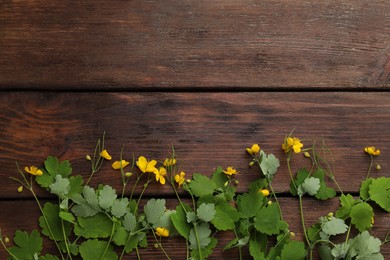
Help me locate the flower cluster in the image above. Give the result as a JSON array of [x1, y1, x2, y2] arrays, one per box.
[[1, 133, 388, 260]]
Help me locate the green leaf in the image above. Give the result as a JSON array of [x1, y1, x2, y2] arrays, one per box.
[[281, 240, 306, 260], [171, 204, 192, 239], [211, 167, 228, 189], [335, 194, 358, 220], [307, 223, 321, 242], [197, 203, 215, 222], [317, 245, 333, 260], [71, 186, 100, 217], [8, 230, 43, 260], [186, 212, 197, 223], [39, 254, 60, 260], [360, 178, 374, 200], [79, 239, 118, 260], [190, 237, 217, 260], [312, 170, 336, 200], [211, 202, 240, 231], [254, 203, 281, 235], [368, 177, 390, 212], [49, 175, 70, 198], [331, 241, 350, 259], [39, 202, 71, 241], [144, 198, 166, 225], [111, 198, 129, 218], [98, 185, 117, 211], [290, 168, 310, 196], [347, 231, 384, 259], [350, 202, 374, 232], [189, 223, 211, 249], [259, 151, 280, 180], [43, 156, 72, 179], [157, 210, 176, 235], [188, 173, 217, 197], [74, 213, 113, 238], [300, 177, 320, 196], [237, 191, 264, 218], [249, 232, 267, 260], [59, 211, 75, 224], [321, 217, 348, 236], [123, 212, 137, 232], [68, 175, 84, 198], [113, 225, 128, 246]]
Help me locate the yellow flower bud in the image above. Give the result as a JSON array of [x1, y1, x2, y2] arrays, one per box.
[[289, 232, 295, 238], [304, 152, 311, 158], [328, 212, 333, 218], [85, 155, 91, 161], [371, 217, 374, 225], [17, 186, 23, 193], [125, 172, 133, 177], [4, 236, 10, 243], [234, 180, 239, 185], [249, 161, 255, 167], [186, 179, 191, 183], [224, 181, 229, 187], [260, 189, 270, 197], [267, 200, 272, 205], [376, 163, 381, 171]]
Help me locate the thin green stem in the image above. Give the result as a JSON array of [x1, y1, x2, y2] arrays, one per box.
[[61, 218, 72, 260], [31, 190, 65, 260], [345, 222, 352, 243], [135, 247, 141, 260], [193, 223, 203, 260], [309, 239, 337, 260], [100, 220, 116, 260], [287, 156, 298, 191], [136, 178, 152, 213], [150, 228, 171, 260], [299, 195, 311, 248], [0, 235, 21, 260], [268, 180, 283, 221], [366, 155, 373, 179]]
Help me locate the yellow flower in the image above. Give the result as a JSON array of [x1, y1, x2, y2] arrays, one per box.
[[223, 166, 238, 176], [282, 137, 303, 153], [174, 171, 186, 187], [246, 144, 260, 155], [25, 166, 43, 176], [260, 189, 270, 197], [155, 227, 169, 237], [100, 150, 112, 160], [155, 167, 166, 185], [136, 156, 158, 173], [163, 158, 177, 167], [364, 146, 380, 156], [112, 160, 130, 170]]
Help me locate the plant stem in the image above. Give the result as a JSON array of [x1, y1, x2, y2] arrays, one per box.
[[151, 228, 171, 260], [61, 218, 72, 260], [193, 223, 203, 260], [366, 155, 373, 179], [100, 220, 116, 260], [0, 236, 21, 260], [268, 180, 283, 220], [299, 195, 311, 248]]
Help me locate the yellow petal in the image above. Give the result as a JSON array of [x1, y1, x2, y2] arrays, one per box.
[[100, 150, 112, 160]]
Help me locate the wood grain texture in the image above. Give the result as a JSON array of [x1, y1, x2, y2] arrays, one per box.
[[0, 198, 388, 259], [0, 92, 389, 198], [1, 0, 390, 89]]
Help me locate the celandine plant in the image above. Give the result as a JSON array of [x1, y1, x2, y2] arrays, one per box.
[[0, 133, 389, 260]]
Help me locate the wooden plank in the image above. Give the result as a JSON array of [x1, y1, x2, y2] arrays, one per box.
[[0, 198, 388, 259], [0, 92, 389, 198], [1, 1, 389, 89]]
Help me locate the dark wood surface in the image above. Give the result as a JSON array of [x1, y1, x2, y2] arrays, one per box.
[[1, 0, 389, 89], [0, 1, 389, 259]]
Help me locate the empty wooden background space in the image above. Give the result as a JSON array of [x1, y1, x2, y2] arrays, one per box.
[[0, 0, 389, 259]]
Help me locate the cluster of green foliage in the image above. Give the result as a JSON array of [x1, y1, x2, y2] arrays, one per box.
[[0, 134, 389, 260]]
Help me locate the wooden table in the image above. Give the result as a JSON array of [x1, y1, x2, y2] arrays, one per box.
[[0, 1, 389, 259]]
